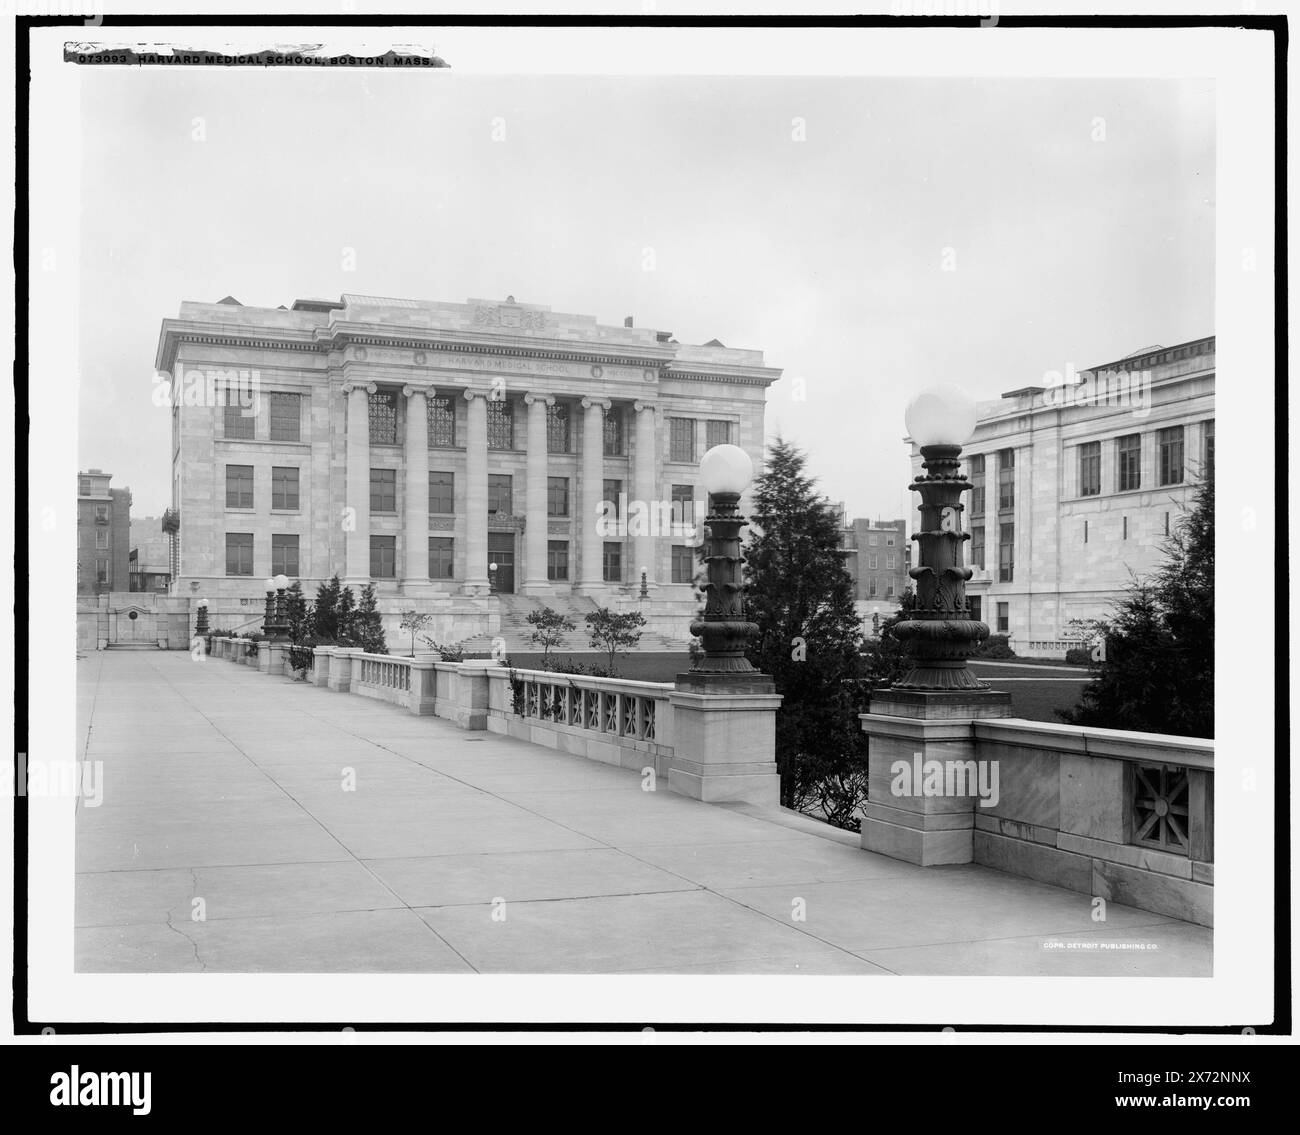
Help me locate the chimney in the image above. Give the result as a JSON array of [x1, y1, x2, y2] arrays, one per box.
[[624, 316, 633, 328]]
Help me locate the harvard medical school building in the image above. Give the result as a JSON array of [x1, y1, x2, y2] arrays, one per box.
[[155, 294, 778, 636], [910, 335, 1215, 649]]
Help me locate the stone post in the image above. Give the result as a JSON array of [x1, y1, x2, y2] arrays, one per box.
[[343, 382, 375, 587], [666, 689, 783, 806], [408, 658, 438, 716], [522, 392, 553, 595], [858, 690, 1010, 865], [327, 647, 358, 693], [312, 646, 336, 687]]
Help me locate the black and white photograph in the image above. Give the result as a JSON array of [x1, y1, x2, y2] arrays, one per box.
[[10, 5, 1289, 1065]]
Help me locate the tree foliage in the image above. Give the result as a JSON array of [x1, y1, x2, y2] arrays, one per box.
[[526, 606, 576, 665], [585, 608, 645, 676], [355, 583, 387, 654], [744, 437, 868, 825], [399, 610, 435, 657], [1059, 478, 1213, 737]]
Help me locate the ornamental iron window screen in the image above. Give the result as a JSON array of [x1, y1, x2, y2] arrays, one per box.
[[487, 399, 514, 449], [427, 394, 456, 447], [547, 402, 571, 453], [603, 407, 626, 456], [368, 390, 399, 446]]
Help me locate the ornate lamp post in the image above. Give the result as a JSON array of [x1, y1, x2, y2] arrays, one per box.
[[678, 444, 771, 693], [262, 577, 276, 635], [263, 573, 290, 641], [639, 565, 648, 600], [195, 598, 209, 637], [893, 385, 989, 691], [488, 561, 498, 594]]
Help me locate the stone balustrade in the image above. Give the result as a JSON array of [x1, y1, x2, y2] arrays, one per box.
[[485, 667, 675, 778]]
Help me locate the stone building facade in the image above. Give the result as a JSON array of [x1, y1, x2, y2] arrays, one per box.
[[77, 469, 131, 595], [155, 293, 779, 640], [907, 335, 1215, 650]]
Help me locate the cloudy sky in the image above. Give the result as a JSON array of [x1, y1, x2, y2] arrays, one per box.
[[76, 63, 1214, 519]]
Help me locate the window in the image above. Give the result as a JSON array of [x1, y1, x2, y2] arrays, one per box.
[[886, 534, 896, 546], [94, 505, 109, 523], [429, 536, 454, 579], [370, 468, 397, 513], [705, 419, 732, 449], [271, 466, 299, 510], [547, 540, 569, 581], [96, 558, 108, 584], [671, 484, 695, 526], [79, 477, 90, 496], [1117, 434, 1142, 492], [225, 465, 254, 509], [488, 474, 512, 515], [869, 553, 878, 570], [886, 583, 895, 598], [269, 393, 301, 442], [370, 536, 397, 579], [996, 602, 1009, 633], [547, 403, 571, 453], [223, 392, 255, 439], [970, 526, 984, 569], [997, 449, 1015, 510], [603, 542, 622, 583], [429, 471, 454, 514], [225, 533, 254, 576], [969, 596, 982, 623], [671, 544, 695, 583], [869, 578, 877, 597], [604, 407, 626, 456], [1078, 441, 1101, 497], [271, 534, 299, 577], [486, 398, 514, 449], [669, 417, 696, 463], [885, 553, 896, 569], [547, 476, 570, 517], [1203, 420, 1214, 479], [969, 454, 985, 475], [868, 533, 879, 546], [603, 479, 623, 519], [998, 522, 1014, 582], [428, 395, 456, 447], [1158, 426, 1184, 486], [368, 389, 399, 446], [95, 528, 108, 549]]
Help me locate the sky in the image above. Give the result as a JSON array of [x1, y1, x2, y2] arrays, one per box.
[[76, 66, 1214, 519]]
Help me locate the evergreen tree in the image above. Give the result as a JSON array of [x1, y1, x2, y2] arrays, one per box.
[[356, 583, 387, 654], [311, 575, 343, 642], [284, 580, 309, 644], [1059, 478, 1213, 737], [745, 437, 869, 824], [336, 584, 358, 646]]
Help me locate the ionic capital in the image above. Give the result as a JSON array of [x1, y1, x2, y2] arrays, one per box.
[[633, 400, 657, 415], [524, 391, 555, 407], [581, 396, 612, 411], [402, 385, 429, 399], [342, 382, 377, 397]]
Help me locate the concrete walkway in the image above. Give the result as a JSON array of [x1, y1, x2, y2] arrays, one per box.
[[75, 651, 1212, 975]]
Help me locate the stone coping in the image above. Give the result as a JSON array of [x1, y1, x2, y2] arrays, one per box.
[[973, 718, 1214, 769], [489, 666, 675, 698]]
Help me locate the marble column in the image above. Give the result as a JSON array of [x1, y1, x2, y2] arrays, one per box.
[[577, 396, 610, 593], [402, 386, 429, 593], [463, 390, 490, 595], [343, 382, 375, 587], [522, 391, 554, 595], [633, 400, 657, 590]]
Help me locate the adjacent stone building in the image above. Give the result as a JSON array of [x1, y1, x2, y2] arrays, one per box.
[[154, 293, 779, 641], [908, 335, 1215, 651], [76, 469, 131, 595], [128, 517, 173, 592], [838, 515, 911, 628]]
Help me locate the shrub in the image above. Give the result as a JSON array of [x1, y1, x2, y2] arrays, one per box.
[[974, 634, 1015, 660], [1064, 647, 1092, 666]]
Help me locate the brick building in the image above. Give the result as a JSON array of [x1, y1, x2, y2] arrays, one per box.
[[77, 470, 131, 595]]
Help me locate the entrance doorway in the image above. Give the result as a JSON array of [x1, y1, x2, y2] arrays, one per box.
[[488, 532, 516, 593]]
